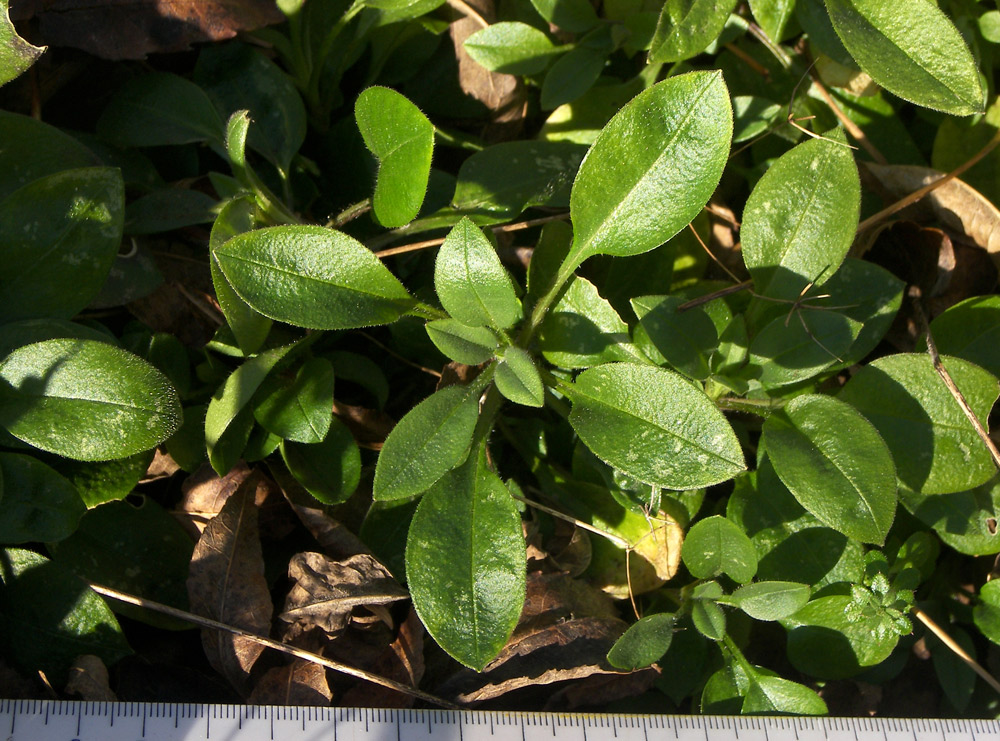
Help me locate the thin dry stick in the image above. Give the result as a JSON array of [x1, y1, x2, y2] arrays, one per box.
[[808, 71, 887, 165], [723, 42, 769, 77], [704, 202, 740, 230], [677, 280, 752, 312], [374, 214, 570, 258], [910, 288, 1000, 471], [858, 128, 1000, 235], [447, 0, 488, 28], [175, 283, 225, 327], [87, 582, 460, 709], [687, 222, 743, 284], [913, 606, 1000, 696], [357, 331, 442, 378], [512, 490, 630, 549]]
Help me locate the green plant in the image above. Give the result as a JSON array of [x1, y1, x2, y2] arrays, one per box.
[[3, 0, 1000, 716]]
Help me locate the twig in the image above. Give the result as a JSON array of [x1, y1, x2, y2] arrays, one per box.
[[513, 490, 631, 549], [910, 287, 1000, 472], [677, 280, 752, 311], [913, 606, 1000, 696], [87, 582, 459, 709], [327, 199, 371, 228], [175, 283, 225, 327], [857, 128, 1000, 235], [705, 201, 740, 230], [374, 214, 570, 258], [808, 68, 887, 165], [687, 222, 743, 284], [357, 331, 442, 377], [723, 42, 769, 78], [447, 0, 489, 28]]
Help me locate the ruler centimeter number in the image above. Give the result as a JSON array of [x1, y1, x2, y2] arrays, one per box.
[[2, 703, 1000, 741]]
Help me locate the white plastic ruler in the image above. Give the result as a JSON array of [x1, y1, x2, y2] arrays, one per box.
[[1, 703, 998, 741]]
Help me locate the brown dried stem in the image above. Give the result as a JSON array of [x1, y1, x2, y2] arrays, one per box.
[[913, 606, 1000, 696]]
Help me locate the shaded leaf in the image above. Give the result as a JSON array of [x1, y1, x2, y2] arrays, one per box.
[[0, 339, 181, 461], [566, 363, 745, 490], [762, 394, 896, 545], [280, 418, 361, 506], [539, 30, 611, 111], [898, 479, 1000, 556], [606, 612, 675, 669], [0, 548, 131, 687], [838, 353, 999, 495], [825, 0, 984, 115], [64, 655, 117, 702], [743, 675, 828, 715], [186, 473, 273, 696], [356, 87, 434, 227], [0, 167, 123, 321], [406, 447, 526, 670], [0, 452, 84, 543], [214, 226, 414, 330], [255, 357, 336, 444], [725, 581, 811, 621], [280, 552, 408, 638], [0, 111, 100, 201], [529, 0, 597, 32], [749, 0, 794, 42], [632, 294, 719, 379], [563, 70, 732, 274]]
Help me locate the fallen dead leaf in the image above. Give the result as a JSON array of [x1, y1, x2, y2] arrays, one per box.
[[187, 471, 274, 697], [64, 655, 117, 702], [340, 609, 425, 708], [9, 0, 284, 60], [248, 659, 333, 706], [179, 462, 293, 539], [332, 401, 395, 451], [142, 448, 181, 482], [436, 616, 641, 704], [280, 552, 408, 638], [862, 163, 1000, 275], [518, 572, 618, 632]]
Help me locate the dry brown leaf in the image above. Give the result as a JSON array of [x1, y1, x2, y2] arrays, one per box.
[[248, 659, 333, 707], [448, 0, 527, 141], [340, 608, 425, 708], [436, 616, 635, 704], [862, 163, 1000, 273], [518, 572, 618, 632], [180, 462, 293, 539], [280, 552, 408, 638], [543, 666, 660, 711], [332, 401, 395, 451], [64, 655, 117, 702], [9, 0, 284, 60], [187, 471, 274, 697]]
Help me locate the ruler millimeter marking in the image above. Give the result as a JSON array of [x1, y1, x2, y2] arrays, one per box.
[[1, 702, 998, 741]]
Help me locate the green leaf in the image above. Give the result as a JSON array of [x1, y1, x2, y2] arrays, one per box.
[[530, 0, 598, 31], [205, 342, 299, 475], [47, 451, 152, 509], [0, 167, 124, 321], [0, 339, 181, 461], [606, 612, 675, 669], [682, 515, 758, 583], [539, 276, 649, 368], [928, 625, 976, 713], [495, 346, 545, 407], [210, 198, 272, 355], [373, 381, 483, 501], [748, 0, 795, 42], [762, 394, 896, 545], [728, 458, 865, 588], [48, 497, 194, 629], [732, 95, 782, 143], [356, 86, 435, 228], [0, 453, 83, 543], [0, 0, 44, 87], [327, 351, 390, 410], [0, 548, 131, 686], [650, 0, 739, 63], [926, 296, 1000, 378], [406, 447, 526, 670], [785, 595, 899, 678], [280, 418, 361, 505], [213, 225, 415, 330], [974, 579, 1000, 646], [540, 30, 612, 110], [567, 363, 745, 489], [426, 319, 498, 365], [195, 43, 306, 174], [691, 586, 727, 640], [741, 131, 860, 302], [562, 70, 732, 275], [435, 218, 522, 330], [96, 72, 224, 147], [124, 188, 218, 235], [838, 353, 999, 495], [824, 0, 984, 116], [726, 581, 811, 620], [743, 675, 828, 715], [0, 111, 100, 201], [451, 141, 586, 217], [255, 357, 336, 444], [632, 295, 719, 380], [464, 22, 560, 75]]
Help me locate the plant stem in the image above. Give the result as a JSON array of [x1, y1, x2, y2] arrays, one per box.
[[715, 396, 785, 416], [434, 126, 485, 151]]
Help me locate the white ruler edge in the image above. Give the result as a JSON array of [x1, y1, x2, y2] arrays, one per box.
[[2, 702, 999, 741]]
